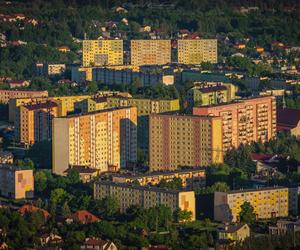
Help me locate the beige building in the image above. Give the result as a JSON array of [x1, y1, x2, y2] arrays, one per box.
[[131, 40, 171, 66], [0, 90, 48, 104], [214, 187, 289, 222], [52, 107, 137, 175], [0, 164, 34, 199], [178, 39, 218, 64], [149, 113, 223, 172], [0, 151, 13, 164], [193, 96, 277, 151], [112, 168, 206, 189], [82, 39, 123, 66], [217, 223, 250, 242], [94, 181, 196, 220]]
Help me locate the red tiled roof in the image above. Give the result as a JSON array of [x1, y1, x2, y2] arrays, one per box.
[[277, 108, 300, 129], [149, 245, 171, 250], [84, 238, 110, 247], [18, 204, 50, 220], [70, 210, 100, 224], [251, 153, 273, 162]]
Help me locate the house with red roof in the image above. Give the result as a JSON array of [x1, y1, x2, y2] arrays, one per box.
[[8, 80, 30, 89], [67, 210, 100, 224], [277, 108, 300, 137], [81, 238, 117, 250], [18, 204, 50, 220]]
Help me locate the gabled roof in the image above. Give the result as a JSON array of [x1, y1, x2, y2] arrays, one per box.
[[70, 210, 100, 224], [251, 153, 273, 162], [218, 223, 248, 233], [18, 204, 50, 220], [277, 108, 300, 129]]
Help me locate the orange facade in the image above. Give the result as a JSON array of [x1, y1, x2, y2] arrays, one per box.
[[193, 96, 276, 151], [0, 90, 48, 104]]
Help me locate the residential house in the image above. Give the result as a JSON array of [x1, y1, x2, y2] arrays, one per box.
[[277, 108, 300, 137], [218, 223, 250, 242], [18, 204, 50, 221], [269, 220, 300, 235], [67, 210, 100, 224], [81, 238, 117, 250]]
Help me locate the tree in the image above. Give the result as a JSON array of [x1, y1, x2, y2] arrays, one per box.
[[239, 201, 256, 224], [87, 81, 98, 93], [173, 208, 193, 223], [62, 201, 71, 218], [34, 171, 47, 194], [50, 188, 68, 205], [67, 168, 81, 184]]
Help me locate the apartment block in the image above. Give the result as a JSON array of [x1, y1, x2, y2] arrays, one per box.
[[149, 113, 223, 172], [187, 82, 237, 107], [15, 101, 59, 145], [107, 97, 180, 152], [82, 39, 123, 66], [52, 107, 137, 175], [177, 39, 218, 64], [214, 187, 289, 222], [9, 95, 90, 123], [94, 181, 196, 220], [0, 90, 48, 104], [193, 96, 277, 151], [112, 168, 206, 189], [131, 40, 171, 66], [0, 164, 34, 199]]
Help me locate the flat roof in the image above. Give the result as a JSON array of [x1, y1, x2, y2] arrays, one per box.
[[223, 186, 287, 195], [0, 164, 32, 171], [113, 168, 205, 179], [95, 181, 193, 194]]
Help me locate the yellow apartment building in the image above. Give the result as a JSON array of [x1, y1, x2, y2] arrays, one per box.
[[52, 107, 137, 175], [9, 95, 90, 123], [94, 181, 196, 221], [178, 39, 218, 64], [131, 40, 171, 66], [106, 97, 180, 152], [214, 187, 289, 222], [0, 90, 48, 104], [0, 164, 34, 199], [82, 39, 123, 66], [149, 113, 223, 172]]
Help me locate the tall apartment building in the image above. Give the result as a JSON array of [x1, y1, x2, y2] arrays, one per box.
[[9, 95, 90, 123], [131, 40, 171, 66], [149, 113, 223, 172], [177, 39, 218, 64], [214, 187, 289, 222], [52, 107, 137, 175], [0, 90, 48, 104], [82, 39, 123, 66], [107, 97, 180, 152], [15, 101, 59, 145], [187, 82, 237, 107], [112, 168, 206, 189], [193, 96, 277, 151], [94, 181, 196, 220], [0, 164, 34, 199]]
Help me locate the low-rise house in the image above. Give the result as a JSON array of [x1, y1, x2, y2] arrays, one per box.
[[81, 238, 117, 250], [67, 210, 100, 224], [217, 223, 250, 242], [18, 204, 50, 221], [39, 233, 63, 247], [269, 220, 300, 235], [8, 80, 30, 88], [277, 108, 300, 137], [65, 166, 98, 183], [0, 151, 13, 164], [0, 242, 8, 250], [250, 153, 281, 178], [57, 46, 70, 53]]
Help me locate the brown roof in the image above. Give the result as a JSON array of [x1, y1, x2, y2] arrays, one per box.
[[23, 101, 57, 111], [18, 204, 50, 220], [196, 85, 227, 93], [251, 153, 273, 162], [83, 238, 111, 247], [67, 166, 98, 174], [277, 108, 300, 129], [70, 210, 100, 224]]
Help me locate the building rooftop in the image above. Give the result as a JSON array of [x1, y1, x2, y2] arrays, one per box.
[[23, 101, 58, 110], [113, 167, 205, 179], [191, 85, 227, 93], [221, 186, 287, 195], [0, 164, 32, 171], [218, 223, 248, 233], [59, 106, 136, 118], [95, 180, 193, 194], [70, 210, 100, 223], [277, 108, 300, 128]]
